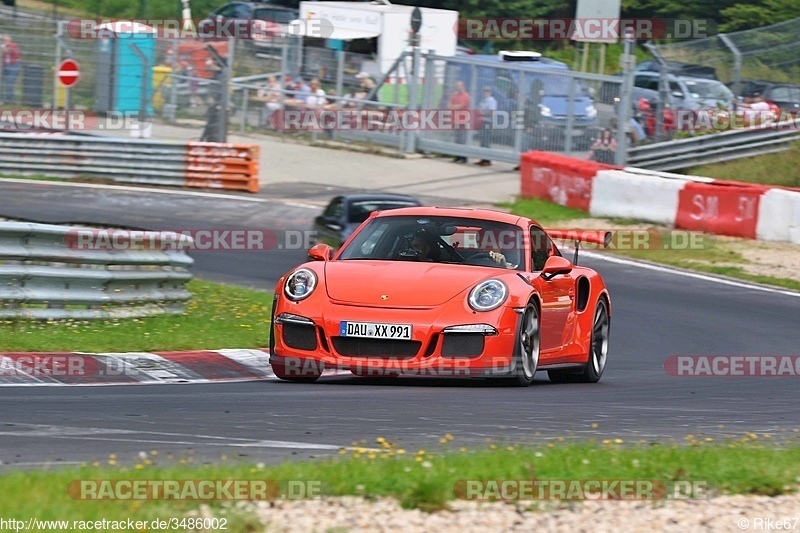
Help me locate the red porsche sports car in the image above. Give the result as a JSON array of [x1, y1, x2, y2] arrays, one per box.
[[269, 207, 611, 386]]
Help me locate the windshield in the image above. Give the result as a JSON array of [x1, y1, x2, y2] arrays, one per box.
[[347, 200, 420, 224], [338, 215, 525, 270], [528, 74, 591, 97], [684, 80, 733, 101]]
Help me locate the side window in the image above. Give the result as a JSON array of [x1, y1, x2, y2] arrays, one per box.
[[634, 75, 650, 89], [215, 4, 239, 18], [530, 226, 552, 272], [770, 87, 793, 101], [323, 198, 344, 220]]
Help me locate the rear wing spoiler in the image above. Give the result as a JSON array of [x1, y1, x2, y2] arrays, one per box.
[[546, 230, 613, 265], [547, 229, 613, 248]]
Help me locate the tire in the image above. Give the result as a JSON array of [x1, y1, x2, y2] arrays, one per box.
[[498, 302, 540, 387], [272, 360, 321, 383], [548, 298, 610, 383], [269, 296, 322, 383]]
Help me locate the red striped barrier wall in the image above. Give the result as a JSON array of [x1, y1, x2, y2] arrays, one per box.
[[520, 151, 619, 211], [519, 151, 800, 245]]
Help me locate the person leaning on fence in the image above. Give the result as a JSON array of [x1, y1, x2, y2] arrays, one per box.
[[1, 34, 21, 104], [475, 86, 497, 167], [258, 75, 282, 127], [590, 128, 617, 164], [356, 72, 378, 102], [448, 81, 471, 163]]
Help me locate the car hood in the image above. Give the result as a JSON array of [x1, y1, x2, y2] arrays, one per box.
[[324, 261, 493, 307]]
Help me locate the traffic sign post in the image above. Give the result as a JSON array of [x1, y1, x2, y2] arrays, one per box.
[[57, 59, 80, 88], [57, 59, 79, 130]]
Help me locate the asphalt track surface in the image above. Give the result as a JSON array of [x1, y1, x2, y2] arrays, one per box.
[[0, 180, 798, 467]]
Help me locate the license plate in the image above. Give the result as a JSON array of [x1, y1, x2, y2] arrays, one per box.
[[570, 128, 584, 136], [340, 321, 412, 340]]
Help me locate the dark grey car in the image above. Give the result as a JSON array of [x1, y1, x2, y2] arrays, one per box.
[[312, 194, 423, 248]]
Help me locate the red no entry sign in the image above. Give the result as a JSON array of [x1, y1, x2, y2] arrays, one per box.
[[58, 59, 80, 87]]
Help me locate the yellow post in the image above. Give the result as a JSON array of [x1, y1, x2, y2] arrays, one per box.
[[152, 65, 172, 112], [56, 82, 67, 108]]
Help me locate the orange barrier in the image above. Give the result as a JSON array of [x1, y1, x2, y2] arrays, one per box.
[[185, 143, 260, 193], [519, 151, 619, 211]]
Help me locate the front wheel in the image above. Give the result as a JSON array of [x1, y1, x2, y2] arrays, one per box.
[[272, 359, 322, 383], [548, 298, 609, 383], [499, 302, 540, 387]]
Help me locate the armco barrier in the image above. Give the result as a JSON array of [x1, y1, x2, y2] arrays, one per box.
[[520, 151, 800, 245], [0, 221, 194, 319], [520, 151, 619, 211], [0, 133, 260, 193]]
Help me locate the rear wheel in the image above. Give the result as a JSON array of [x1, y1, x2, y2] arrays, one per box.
[[548, 298, 609, 383]]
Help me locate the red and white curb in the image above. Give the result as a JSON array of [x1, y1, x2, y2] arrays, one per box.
[[0, 349, 278, 386]]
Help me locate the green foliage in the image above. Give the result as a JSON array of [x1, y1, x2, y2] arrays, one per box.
[[720, 0, 798, 32]]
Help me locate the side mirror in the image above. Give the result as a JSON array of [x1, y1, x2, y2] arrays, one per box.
[[671, 91, 684, 99], [308, 243, 332, 262], [541, 256, 573, 281]]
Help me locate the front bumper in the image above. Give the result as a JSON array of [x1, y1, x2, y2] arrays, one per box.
[[270, 299, 521, 378]]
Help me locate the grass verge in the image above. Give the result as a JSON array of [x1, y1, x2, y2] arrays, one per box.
[[498, 197, 588, 225], [0, 440, 798, 519], [505, 201, 800, 292], [687, 141, 800, 188], [0, 280, 272, 352]]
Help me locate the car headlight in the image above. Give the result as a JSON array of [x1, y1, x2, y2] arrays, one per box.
[[284, 268, 317, 301], [468, 279, 508, 312], [586, 104, 597, 118], [538, 104, 552, 117]]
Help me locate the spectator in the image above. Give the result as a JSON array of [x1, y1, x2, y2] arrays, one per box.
[[294, 78, 311, 100], [448, 80, 470, 163], [1, 34, 21, 104], [475, 86, 497, 166], [356, 72, 378, 102], [305, 78, 327, 108], [258, 75, 282, 126], [590, 128, 617, 164]]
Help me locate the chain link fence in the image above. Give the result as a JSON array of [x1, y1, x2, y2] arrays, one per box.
[[652, 17, 800, 90], [1, 16, 634, 162]]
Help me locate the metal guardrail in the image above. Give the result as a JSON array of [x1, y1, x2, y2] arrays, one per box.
[[0, 132, 260, 192], [0, 221, 194, 319], [628, 119, 800, 171]]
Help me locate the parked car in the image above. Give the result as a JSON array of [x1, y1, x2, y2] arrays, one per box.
[[598, 60, 718, 105], [730, 80, 800, 114], [445, 51, 599, 151], [271, 207, 613, 385], [312, 194, 423, 248], [632, 72, 734, 113], [635, 60, 718, 81]]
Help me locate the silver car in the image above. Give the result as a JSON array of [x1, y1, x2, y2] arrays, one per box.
[[633, 72, 734, 112]]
